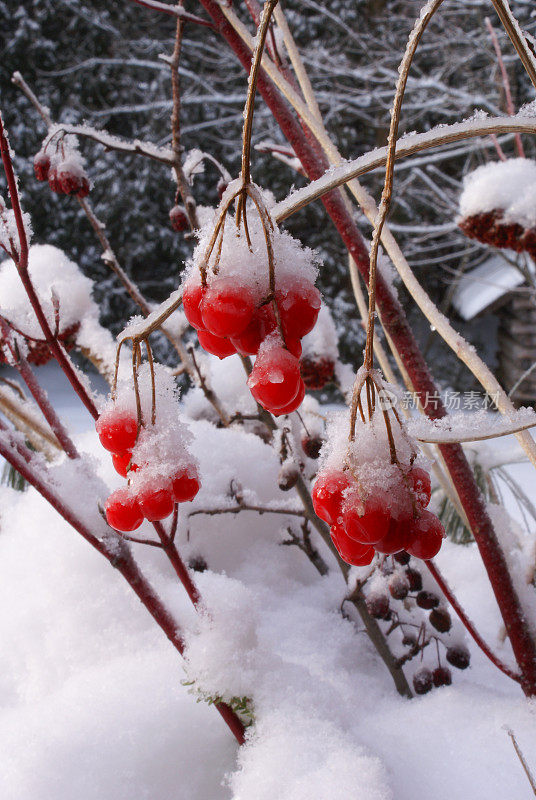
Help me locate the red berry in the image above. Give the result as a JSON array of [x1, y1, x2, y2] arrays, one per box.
[[276, 280, 321, 339], [285, 338, 302, 359], [137, 477, 175, 521], [58, 165, 90, 197], [247, 347, 301, 411], [231, 310, 267, 355], [331, 524, 375, 567], [105, 488, 143, 532], [272, 378, 305, 416], [96, 409, 138, 453], [197, 329, 236, 359], [183, 282, 206, 330], [34, 150, 50, 181], [48, 165, 62, 193], [112, 450, 134, 478], [169, 204, 189, 232], [408, 467, 431, 509], [172, 466, 200, 502], [300, 355, 335, 390], [312, 470, 351, 525], [342, 491, 391, 545], [406, 510, 444, 560], [374, 517, 412, 555], [201, 278, 255, 338]]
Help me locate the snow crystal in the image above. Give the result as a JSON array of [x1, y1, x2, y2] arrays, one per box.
[[459, 159, 536, 229]]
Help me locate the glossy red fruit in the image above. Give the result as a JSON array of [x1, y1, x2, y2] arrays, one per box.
[[197, 329, 236, 359], [96, 409, 138, 453], [374, 517, 412, 555], [408, 467, 432, 509], [248, 347, 301, 411], [312, 470, 352, 525], [34, 150, 50, 181], [285, 338, 302, 359], [172, 467, 200, 502], [201, 278, 255, 337], [105, 488, 143, 532], [331, 523, 375, 566], [276, 281, 321, 340], [183, 282, 206, 330], [112, 451, 133, 478], [137, 477, 175, 521], [169, 204, 189, 232], [406, 510, 444, 560], [231, 309, 267, 355], [272, 378, 305, 416], [342, 491, 391, 545]]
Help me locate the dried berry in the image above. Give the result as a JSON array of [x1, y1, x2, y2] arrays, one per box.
[[300, 355, 335, 390], [278, 464, 300, 492], [432, 666, 452, 687], [446, 645, 470, 670], [429, 608, 452, 633], [416, 590, 440, 610], [169, 204, 189, 232], [413, 667, 433, 695], [405, 567, 423, 592], [389, 572, 410, 600], [302, 434, 323, 460], [366, 593, 391, 620]]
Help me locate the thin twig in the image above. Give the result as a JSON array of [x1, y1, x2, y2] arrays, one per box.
[[485, 17, 525, 157], [507, 728, 536, 795]]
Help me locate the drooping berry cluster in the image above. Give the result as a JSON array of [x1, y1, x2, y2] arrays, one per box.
[[362, 552, 470, 694], [182, 194, 322, 415], [458, 209, 536, 256], [34, 143, 90, 198], [97, 364, 200, 533], [311, 404, 444, 566]]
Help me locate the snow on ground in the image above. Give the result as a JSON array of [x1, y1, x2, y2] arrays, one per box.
[[1, 362, 536, 799]]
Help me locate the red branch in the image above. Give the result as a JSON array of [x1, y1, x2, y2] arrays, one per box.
[[0, 115, 98, 420], [427, 560, 521, 683], [195, 0, 536, 696]]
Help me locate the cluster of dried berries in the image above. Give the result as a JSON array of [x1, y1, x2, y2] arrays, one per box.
[[459, 209, 536, 258], [34, 147, 90, 198], [0, 322, 79, 367], [300, 354, 335, 391], [365, 552, 470, 694]]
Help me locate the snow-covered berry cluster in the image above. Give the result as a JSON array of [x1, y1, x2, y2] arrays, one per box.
[[312, 403, 444, 566], [458, 159, 536, 258], [34, 141, 90, 198], [96, 364, 200, 532], [182, 191, 322, 415]]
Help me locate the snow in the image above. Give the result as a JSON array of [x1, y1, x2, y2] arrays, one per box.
[[2, 365, 536, 799], [459, 158, 536, 229]]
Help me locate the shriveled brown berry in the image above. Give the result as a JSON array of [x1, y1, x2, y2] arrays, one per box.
[[169, 204, 189, 232], [278, 464, 300, 492], [188, 556, 208, 573], [402, 633, 417, 648], [302, 434, 323, 460], [394, 551, 411, 565], [388, 572, 410, 600], [416, 590, 440, 610], [432, 666, 452, 687], [429, 608, 452, 633], [413, 667, 433, 695], [405, 567, 423, 592], [446, 645, 470, 670], [366, 593, 390, 620]]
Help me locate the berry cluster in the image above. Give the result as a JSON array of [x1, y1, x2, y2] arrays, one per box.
[[363, 552, 470, 694], [183, 275, 321, 415], [312, 465, 444, 566], [97, 406, 200, 531], [0, 322, 79, 367], [34, 148, 90, 199], [300, 354, 335, 390], [459, 209, 536, 257], [97, 363, 200, 533]]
